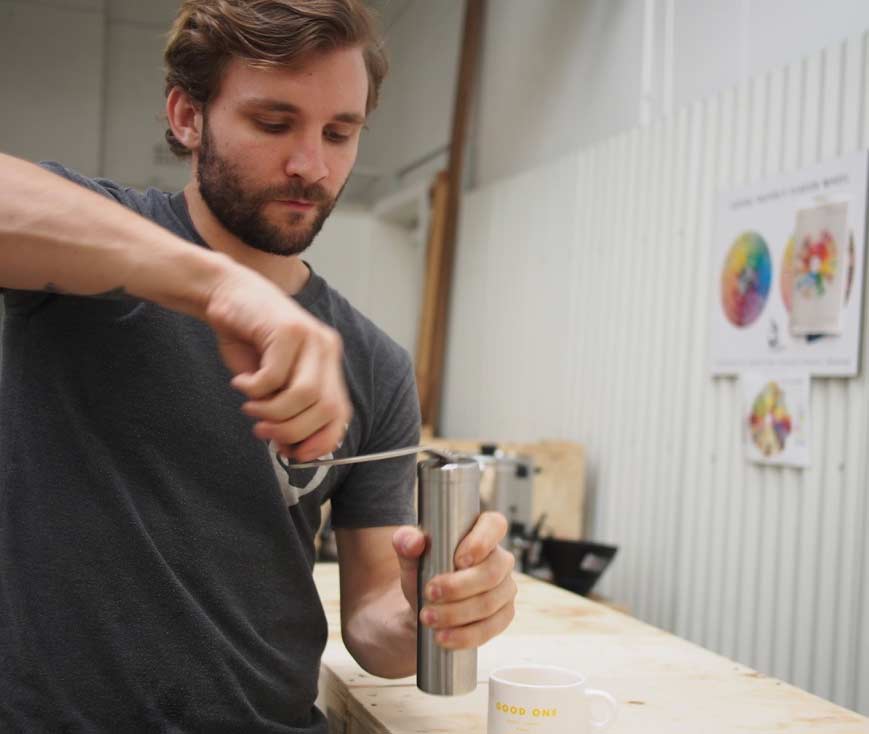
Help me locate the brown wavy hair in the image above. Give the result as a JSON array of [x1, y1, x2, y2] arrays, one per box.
[[163, 0, 387, 157]]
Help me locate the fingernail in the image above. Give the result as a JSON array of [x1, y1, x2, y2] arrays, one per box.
[[436, 630, 450, 645], [421, 609, 437, 625], [427, 584, 441, 601]]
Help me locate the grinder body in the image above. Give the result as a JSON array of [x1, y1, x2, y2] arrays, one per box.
[[416, 456, 481, 696]]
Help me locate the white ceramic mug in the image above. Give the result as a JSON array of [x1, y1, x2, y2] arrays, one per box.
[[488, 664, 617, 733]]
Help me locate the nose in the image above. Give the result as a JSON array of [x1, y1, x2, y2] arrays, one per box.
[[284, 132, 328, 184]]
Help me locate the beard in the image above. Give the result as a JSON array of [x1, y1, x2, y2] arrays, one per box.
[[196, 117, 341, 257]]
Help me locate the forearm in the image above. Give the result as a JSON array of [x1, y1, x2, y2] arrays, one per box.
[[342, 581, 417, 679], [0, 153, 230, 320]]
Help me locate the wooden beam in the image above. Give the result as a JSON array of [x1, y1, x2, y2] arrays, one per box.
[[415, 0, 486, 432], [414, 171, 449, 421]]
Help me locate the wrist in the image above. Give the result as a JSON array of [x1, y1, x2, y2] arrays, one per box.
[[134, 240, 235, 321]]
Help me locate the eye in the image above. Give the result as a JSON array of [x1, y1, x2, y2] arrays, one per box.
[[255, 119, 290, 134], [324, 129, 351, 144]]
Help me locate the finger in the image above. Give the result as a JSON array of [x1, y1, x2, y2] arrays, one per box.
[[289, 372, 351, 462], [242, 380, 320, 423], [393, 526, 426, 612], [453, 511, 508, 570], [241, 328, 332, 420], [433, 599, 516, 650], [251, 397, 333, 446], [420, 574, 517, 630], [285, 413, 352, 462], [231, 335, 301, 399], [253, 343, 349, 448], [424, 547, 515, 604], [275, 419, 345, 463], [217, 336, 260, 380]]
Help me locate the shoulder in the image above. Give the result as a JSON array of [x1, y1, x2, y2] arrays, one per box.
[[303, 273, 413, 378], [302, 273, 419, 445], [39, 161, 174, 220]]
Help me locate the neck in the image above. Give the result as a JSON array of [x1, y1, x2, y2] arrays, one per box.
[[182, 180, 311, 296]]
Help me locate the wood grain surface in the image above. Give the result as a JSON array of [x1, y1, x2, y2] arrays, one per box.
[[314, 564, 869, 733]]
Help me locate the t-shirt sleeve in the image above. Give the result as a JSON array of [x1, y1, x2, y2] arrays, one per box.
[[38, 161, 143, 208], [329, 347, 421, 529]]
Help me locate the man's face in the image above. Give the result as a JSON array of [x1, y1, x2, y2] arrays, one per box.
[[194, 48, 368, 256]]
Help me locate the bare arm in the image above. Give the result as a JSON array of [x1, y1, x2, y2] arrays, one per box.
[[335, 526, 417, 678], [0, 153, 223, 315], [0, 153, 351, 461]]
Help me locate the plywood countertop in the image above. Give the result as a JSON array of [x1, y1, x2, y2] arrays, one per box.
[[313, 563, 869, 733]]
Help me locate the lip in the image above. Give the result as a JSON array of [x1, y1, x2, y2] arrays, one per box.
[[276, 199, 315, 210]]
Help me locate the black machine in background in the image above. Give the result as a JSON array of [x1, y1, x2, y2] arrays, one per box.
[[474, 443, 618, 598]]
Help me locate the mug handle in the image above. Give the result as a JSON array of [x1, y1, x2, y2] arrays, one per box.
[[585, 688, 618, 730]]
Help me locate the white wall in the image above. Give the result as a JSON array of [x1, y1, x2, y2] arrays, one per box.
[[356, 0, 464, 201], [305, 207, 424, 357], [441, 25, 869, 719], [673, 0, 869, 116], [0, 0, 104, 174], [360, 0, 869, 198], [102, 0, 191, 191], [0, 0, 187, 188], [474, 0, 644, 187]]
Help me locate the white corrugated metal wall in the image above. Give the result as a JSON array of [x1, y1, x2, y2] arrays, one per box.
[[441, 30, 869, 715]]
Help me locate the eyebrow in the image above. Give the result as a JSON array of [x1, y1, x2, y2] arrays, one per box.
[[241, 98, 366, 125]]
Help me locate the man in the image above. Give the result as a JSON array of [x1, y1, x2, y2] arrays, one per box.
[[0, 1, 517, 731]]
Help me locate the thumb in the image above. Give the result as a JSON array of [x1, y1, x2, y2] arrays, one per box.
[[393, 527, 426, 609], [393, 526, 426, 565], [216, 335, 259, 380]]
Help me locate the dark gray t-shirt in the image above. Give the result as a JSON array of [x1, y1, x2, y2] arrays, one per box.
[[0, 164, 420, 733]]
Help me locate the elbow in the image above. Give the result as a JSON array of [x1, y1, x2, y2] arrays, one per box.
[[341, 624, 417, 680]]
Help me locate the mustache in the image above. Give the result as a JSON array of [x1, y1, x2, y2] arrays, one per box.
[[262, 180, 331, 204]]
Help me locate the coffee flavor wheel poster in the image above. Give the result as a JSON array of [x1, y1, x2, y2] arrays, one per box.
[[709, 150, 868, 377], [741, 372, 810, 468]]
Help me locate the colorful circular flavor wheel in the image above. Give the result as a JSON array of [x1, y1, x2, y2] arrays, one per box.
[[721, 231, 772, 327], [794, 229, 837, 300], [749, 382, 792, 456]]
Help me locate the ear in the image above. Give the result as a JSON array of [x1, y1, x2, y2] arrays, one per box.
[[166, 87, 204, 153]]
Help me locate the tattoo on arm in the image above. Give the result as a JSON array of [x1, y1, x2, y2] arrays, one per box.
[[44, 282, 67, 294]]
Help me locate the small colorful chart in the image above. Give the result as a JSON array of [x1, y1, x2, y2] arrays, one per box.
[[781, 232, 854, 315], [794, 230, 837, 300], [749, 381, 792, 456], [721, 231, 772, 327]]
